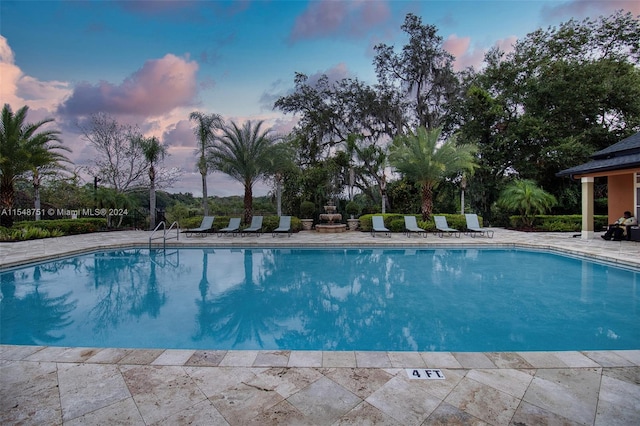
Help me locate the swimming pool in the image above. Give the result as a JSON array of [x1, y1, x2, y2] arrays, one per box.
[[1, 247, 638, 352]]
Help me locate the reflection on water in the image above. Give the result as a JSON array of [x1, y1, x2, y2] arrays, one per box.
[[1, 248, 638, 352]]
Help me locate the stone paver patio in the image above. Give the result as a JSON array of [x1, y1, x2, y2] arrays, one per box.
[[1, 228, 639, 425]]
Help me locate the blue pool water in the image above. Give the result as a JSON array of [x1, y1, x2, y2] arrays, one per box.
[[1, 248, 638, 352]]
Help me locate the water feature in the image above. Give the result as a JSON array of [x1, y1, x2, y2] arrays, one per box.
[[315, 201, 346, 233]]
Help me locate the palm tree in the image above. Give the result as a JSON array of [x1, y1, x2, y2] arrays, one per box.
[[208, 120, 282, 224], [189, 111, 224, 216], [0, 104, 68, 227], [389, 126, 476, 220], [139, 136, 167, 229], [498, 179, 557, 228]]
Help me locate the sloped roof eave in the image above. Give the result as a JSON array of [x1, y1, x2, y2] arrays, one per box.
[[556, 157, 640, 178]]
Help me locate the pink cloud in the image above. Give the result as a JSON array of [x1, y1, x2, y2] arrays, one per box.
[[443, 34, 470, 59], [359, 0, 391, 28], [495, 36, 518, 56], [443, 34, 519, 71], [444, 34, 483, 72], [289, 0, 391, 43], [59, 54, 198, 117], [290, 1, 348, 41]]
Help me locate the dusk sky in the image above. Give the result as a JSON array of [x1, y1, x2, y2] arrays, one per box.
[[1, 0, 638, 197]]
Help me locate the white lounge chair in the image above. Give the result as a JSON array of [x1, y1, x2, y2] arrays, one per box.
[[272, 216, 292, 237], [371, 215, 391, 237], [218, 217, 241, 236], [182, 216, 214, 238], [465, 214, 494, 238], [404, 216, 427, 238], [434, 215, 460, 238], [242, 216, 263, 236]]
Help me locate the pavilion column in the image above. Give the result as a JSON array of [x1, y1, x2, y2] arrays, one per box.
[[581, 177, 594, 240]]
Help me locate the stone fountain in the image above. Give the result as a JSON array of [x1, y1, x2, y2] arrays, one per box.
[[315, 201, 346, 233]]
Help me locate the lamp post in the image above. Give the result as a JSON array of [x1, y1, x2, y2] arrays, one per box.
[[93, 176, 101, 209], [460, 174, 467, 216]]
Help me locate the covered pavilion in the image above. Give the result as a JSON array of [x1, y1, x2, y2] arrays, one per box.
[[557, 132, 640, 239]]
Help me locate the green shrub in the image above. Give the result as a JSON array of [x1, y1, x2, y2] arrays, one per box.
[[430, 214, 466, 231], [180, 216, 207, 230], [389, 218, 405, 232], [345, 201, 361, 218], [13, 218, 106, 235], [261, 215, 301, 232], [300, 201, 315, 219], [0, 226, 65, 241], [179, 216, 232, 233], [166, 202, 189, 224], [359, 214, 403, 232]]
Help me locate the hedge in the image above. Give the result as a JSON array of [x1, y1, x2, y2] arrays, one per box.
[[180, 215, 302, 233], [508, 215, 608, 232], [359, 214, 470, 233], [360, 213, 603, 233]]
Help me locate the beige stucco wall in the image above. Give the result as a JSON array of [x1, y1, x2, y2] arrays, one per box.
[[607, 173, 635, 220]]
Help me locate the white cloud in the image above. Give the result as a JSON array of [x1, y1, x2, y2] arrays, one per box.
[[0, 36, 71, 113]]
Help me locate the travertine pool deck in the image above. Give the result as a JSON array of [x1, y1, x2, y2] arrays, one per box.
[[1, 229, 639, 425]]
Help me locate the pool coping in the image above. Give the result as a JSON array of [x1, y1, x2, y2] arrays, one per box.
[[2, 229, 640, 424], [1, 228, 639, 270], [1, 228, 638, 354]]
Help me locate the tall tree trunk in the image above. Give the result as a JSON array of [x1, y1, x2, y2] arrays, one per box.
[[349, 167, 354, 201], [33, 171, 41, 221], [201, 171, 209, 216], [421, 182, 434, 221], [275, 173, 282, 216], [460, 174, 467, 216], [149, 166, 156, 230], [243, 181, 253, 225], [379, 174, 388, 214]]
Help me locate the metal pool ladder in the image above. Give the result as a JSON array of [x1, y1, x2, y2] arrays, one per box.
[[149, 220, 179, 249]]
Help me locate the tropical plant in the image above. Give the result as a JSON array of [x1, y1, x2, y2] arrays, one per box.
[[389, 126, 476, 220], [0, 104, 68, 227], [189, 111, 224, 216], [139, 136, 167, 229], [95, 187, 138, 228], [208, 120, 282, 224], [498, 179, 557, 228]]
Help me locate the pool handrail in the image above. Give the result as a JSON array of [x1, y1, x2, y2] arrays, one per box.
[[149, 221, 166, 246], [149, 221, 180, 249], [165, 221, 180, 245]]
